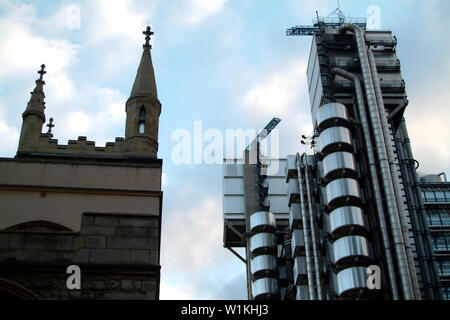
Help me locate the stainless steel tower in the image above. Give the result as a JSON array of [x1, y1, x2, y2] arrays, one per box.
[[222, 12, 444, 300]]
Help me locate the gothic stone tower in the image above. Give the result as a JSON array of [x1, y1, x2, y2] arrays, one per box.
[[0, 27, 162, 300]]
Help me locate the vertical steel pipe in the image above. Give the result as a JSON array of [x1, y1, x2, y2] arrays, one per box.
[[395, 126, 434, 299], [296, 153, 316, 299], [399, 119, 443, 299], [303, 154, 324, 299], [338, 23, 414, 299], [367, 49, 421, 299]]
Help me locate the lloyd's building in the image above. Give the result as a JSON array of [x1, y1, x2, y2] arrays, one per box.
[[222, 12, 448, 300]]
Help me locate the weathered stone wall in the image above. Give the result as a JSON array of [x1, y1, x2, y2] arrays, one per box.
[[0, 157, 162, 231], [0, 212, 160, 300]]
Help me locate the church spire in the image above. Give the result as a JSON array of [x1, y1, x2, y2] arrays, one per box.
[[23, 64, 46, 122], [129, 26, 158, 99], [124, 26, 162, 157], [18, 64, 47, 153]]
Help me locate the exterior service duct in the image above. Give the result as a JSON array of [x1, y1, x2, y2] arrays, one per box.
[[296, 154, 316, 299], [338, 23, 414, 299], [367, 49, 421, 299], [331, 67, 400, 299], [249, 211, 280, 299], [315, 102, 373, 298], [303, 156, 324, 299]]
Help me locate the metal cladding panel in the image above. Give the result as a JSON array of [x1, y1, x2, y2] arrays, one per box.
[[223, 161, 243, 177], [250, 233, 277, 254], [325, 178, 361, 208], [307, 36, 318, 84], [316, 102, 350, 132], [365, 30, 394, 42], [329, 206, 367, 236], [268, 177, 288, 195], [316, 127, 353, 156], [223, 177, 244, 195], [287, 178, 299, 205], [250, 211, 276, 233], [322, 152, 358, 181], [279, 265, 287, 280], [251, 255, 278, 277], [336, 267, 368, 297], [296, 285, 310, 300], [223, 196, 245, 214], [307, 36, 323, 122], [311, 83, 323, 127], [293, 256, 307, 285], [252, 278, 279, 300], [268, 195, 289, 214], [285, 155, 297, 182], [291, 228, 305, 258], [332, 235, 371, 267], [289, 202, 302, 231], [264, 159, 287, 177]]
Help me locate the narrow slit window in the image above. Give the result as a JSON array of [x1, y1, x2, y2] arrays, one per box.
[[140, 106, 146, 118]]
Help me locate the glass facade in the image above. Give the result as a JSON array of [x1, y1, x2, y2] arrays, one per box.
[[422, 190, 450, 203], [426, 209, 450, 226], [422, 182, 450, 300], [432, 233, 450, 251]]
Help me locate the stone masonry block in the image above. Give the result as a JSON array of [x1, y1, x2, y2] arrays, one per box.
[[94, 215, 120, 227], [120, 280, 134, 291], [119, 216, 158, 228], [81, 215, 95, 226], [0, 233, 9, 249], [116, 227, 148, 237], [84, 236, 106, 248], [8, 233, 74, 251], [106, 236, 157, 250], [130, 249, 155, 264], [81, 225, 117, 236], [89, 248, 130, 264], [142, 280, 156, 293], [54, 249, 90, 264]]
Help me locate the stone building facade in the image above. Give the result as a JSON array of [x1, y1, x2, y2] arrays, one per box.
[[0, 26, 163, 300]]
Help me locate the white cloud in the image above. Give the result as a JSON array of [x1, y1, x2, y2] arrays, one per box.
[[405, 91, 450, 175], [160, 190, 246, 299], [160, 280, 193, 300], [242, 59, 307, 118], [240, 58, 313, 157], [169, 0, 227, 27], [0, 19, 77, 80], [63, 110, 92, 136], [47, 85, 127, 146], [0, 119, 20, 155], [49, 4, 81, 30], [162, 196, 223, 271], [84, 0, 148, 43], [161, 172, 168, 188]]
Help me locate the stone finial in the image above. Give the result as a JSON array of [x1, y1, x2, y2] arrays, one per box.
[[46, 117, 54, 136], [143, 26, 154, 48], [38, 64, 46, 82]]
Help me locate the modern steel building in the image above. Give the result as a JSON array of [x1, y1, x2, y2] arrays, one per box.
[[222, 12, 446, 300], [419, 174, 450, 299]]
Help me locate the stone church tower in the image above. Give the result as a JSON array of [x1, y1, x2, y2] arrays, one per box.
[[0, 27, 162, 300]]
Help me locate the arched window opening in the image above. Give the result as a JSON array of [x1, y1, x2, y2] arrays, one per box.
[[138, 106, 146, 134], [5, 220, 72, 233], [139, 106, 146, 118]]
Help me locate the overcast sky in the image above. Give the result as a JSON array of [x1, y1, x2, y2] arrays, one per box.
[[0, 0, 449, 299]]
